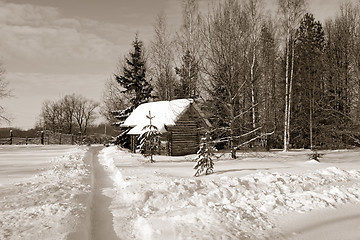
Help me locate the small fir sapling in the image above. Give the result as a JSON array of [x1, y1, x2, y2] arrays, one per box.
[[194, 133, 215, 177], [138, 111, 161, 163]]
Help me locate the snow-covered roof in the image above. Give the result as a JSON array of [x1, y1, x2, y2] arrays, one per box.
[[121, 99, 194, 135]]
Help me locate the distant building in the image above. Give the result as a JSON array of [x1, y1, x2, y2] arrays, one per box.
[[121, 99, 212, 156]]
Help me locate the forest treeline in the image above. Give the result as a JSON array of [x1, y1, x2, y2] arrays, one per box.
[[0, 125, 117, 140], [103, 0, 360, 157]]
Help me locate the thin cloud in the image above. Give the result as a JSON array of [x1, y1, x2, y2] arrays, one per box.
[[0, 1, 134, 74]]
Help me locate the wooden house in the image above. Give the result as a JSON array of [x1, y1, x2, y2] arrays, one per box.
[[121, 99, 211, 156]]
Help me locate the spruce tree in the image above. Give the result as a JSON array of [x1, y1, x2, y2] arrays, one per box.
[[175, 50, 199, 99], [193, 133, 215, 177], [293, 13, 325, 149], [138, 111, 161, 163], [112, 35, 153, 147]]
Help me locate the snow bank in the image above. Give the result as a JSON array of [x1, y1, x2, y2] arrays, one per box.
[[100, 146, 360, 239], [98, 145, 129, 189], [0, 147, 90, 240]]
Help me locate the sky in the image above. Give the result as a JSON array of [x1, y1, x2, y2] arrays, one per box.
[[0, 0, 358, 129]]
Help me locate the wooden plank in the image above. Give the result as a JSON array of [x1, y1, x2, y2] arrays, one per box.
[[172, 143, 198, 146], [172, 149, 198, 156], [172, 132, 198, 135], [175, 123, 197, 127], [172, 135, 198, 139], [175, 120, 197, 123], [172, 145, 198, 148], [172, 129, 197, 132], [172, 130, 198, 133], [172, 135, 197, 138], [172, 125, 198, 128], [172, 141, 198, 145], [176, 123, 197, 127], [172, 137, 197, 140], [172, 140, 198, 144], [172, 147, 198, 151], [176, 120, 197, 123], [172, 132, 197, 135]]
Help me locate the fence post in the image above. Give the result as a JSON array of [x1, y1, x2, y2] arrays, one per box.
[[41, 131, 44, 145], [9, 130, 13, 145]]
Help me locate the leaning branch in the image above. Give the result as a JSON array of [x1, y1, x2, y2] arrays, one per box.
[[235, 129, 275, 149]]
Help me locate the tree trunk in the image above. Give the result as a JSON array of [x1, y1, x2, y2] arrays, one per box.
[[283, 30, 290, 152], [230, 136, 236, 159], [251, 47, 257, 130], [309, 97, 313, 150], [229, 103, 237, 159], [287, 39, 295, 150]]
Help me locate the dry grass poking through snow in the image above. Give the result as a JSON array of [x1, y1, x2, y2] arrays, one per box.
[[0, 147, 90, 240]]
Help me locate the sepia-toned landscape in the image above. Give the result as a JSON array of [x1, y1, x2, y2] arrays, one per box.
[[1, 0, 360, 239]]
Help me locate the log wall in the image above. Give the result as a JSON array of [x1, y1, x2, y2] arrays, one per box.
[[169, 105, 206, 156]]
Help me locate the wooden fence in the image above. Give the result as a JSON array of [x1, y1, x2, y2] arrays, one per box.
[[0, 131, 76, 145]]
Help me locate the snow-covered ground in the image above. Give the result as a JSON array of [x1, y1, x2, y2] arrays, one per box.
[[99, 146, 360, 240], [0, 145, 90, 240], [1, 145, 359, 239]]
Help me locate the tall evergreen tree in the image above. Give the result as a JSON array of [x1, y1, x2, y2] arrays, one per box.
[[322, 3, 360, 147], [293, 13, 325, 149], [112, 35, 153, 146], [175, 50, 199, 99], [258, 20, 281, 149]]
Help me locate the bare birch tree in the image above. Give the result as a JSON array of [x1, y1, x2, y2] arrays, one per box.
[[175, 0, 202, 98], [277, 0, 306, 151], [352, 4, 360, 123], [243, 0, 267, 147], [202, 0, 249, 159], [323, 2, 360, 146], [102, 76, 130, 122], [150, 12, 176, 100]]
